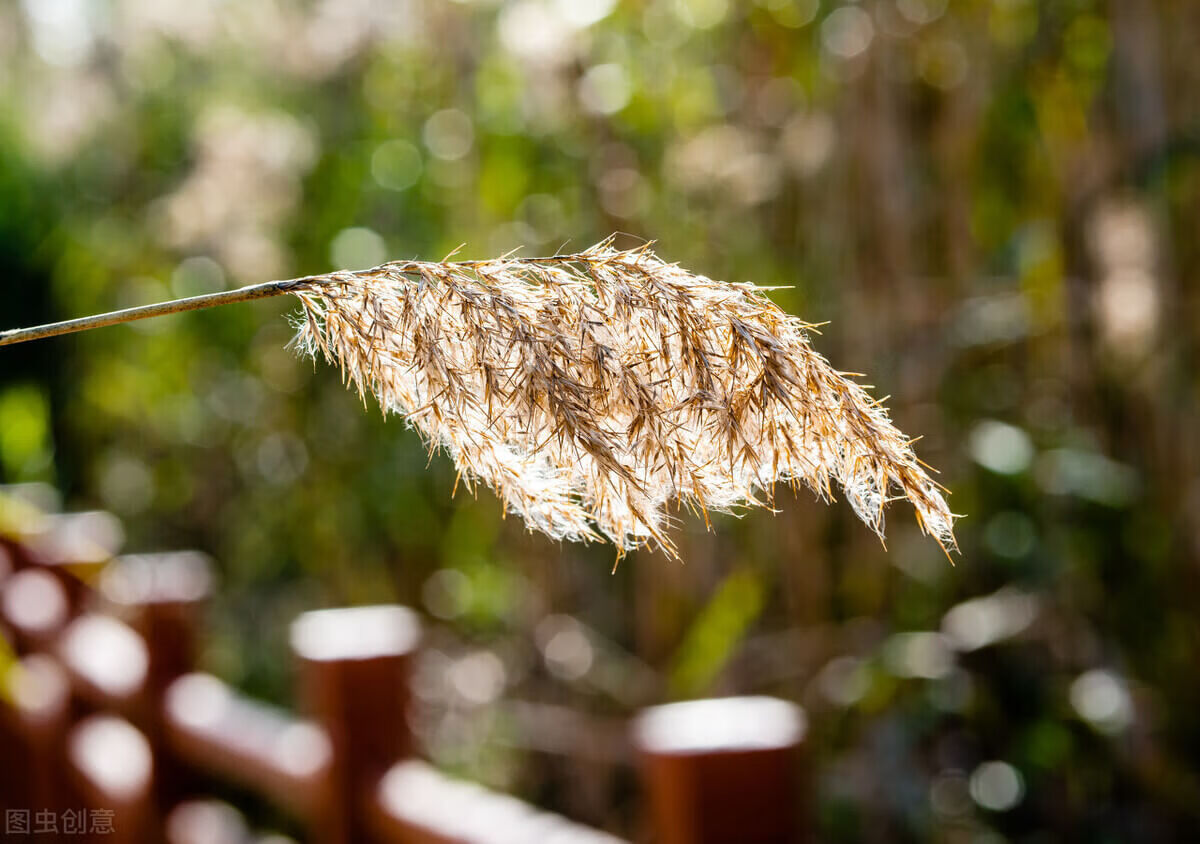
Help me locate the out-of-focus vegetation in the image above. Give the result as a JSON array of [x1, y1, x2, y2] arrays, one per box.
[[1, 0, 1198, 840]]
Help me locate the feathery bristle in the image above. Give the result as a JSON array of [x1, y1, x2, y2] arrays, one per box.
[[290, 239, 958, 559]]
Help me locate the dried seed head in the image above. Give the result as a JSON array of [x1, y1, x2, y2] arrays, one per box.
[[291, 238, 958, 559]]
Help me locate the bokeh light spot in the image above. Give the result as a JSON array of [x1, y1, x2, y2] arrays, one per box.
[[330, 227, 388, 271], [822, 7, 875, 59], [423, 110, 475, 161], [970, 760, 1025, 811], [969, 420, 1034, 475], [1071, 669, 1134, 734], [372, 140, 424, 191]]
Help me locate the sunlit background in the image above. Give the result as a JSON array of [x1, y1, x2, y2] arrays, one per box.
[[1, 0, 1198, 840]]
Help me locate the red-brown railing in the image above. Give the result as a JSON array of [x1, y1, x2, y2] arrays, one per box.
[[0, 505, 808, 843]]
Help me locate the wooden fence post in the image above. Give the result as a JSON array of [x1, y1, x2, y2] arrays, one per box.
[[98, 553, 212, 698], [67, 714, 155, 844], [290, 605, 421, 844], [99, 552, 213, 805], [18, 511, 122, 611], [1, 568, 70, 654], [57, 613, 150, 716], [632, 696, 808, 844], [0, 654, 73, 826]]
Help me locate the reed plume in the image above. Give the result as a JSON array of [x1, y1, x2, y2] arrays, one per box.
[[290, 238, 958, 559]]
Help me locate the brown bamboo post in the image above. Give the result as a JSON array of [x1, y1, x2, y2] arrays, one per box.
[[18, 511, 123, 609], [290, 605, 421, 844], [1, 568, 71, 653], [98, 553, 212, 694], [98, 552, 214, 806], [0, 655, 73, 822], [67, 714, 156, 844], [632, 696, 809, 844], [57, 613, 150, 716]]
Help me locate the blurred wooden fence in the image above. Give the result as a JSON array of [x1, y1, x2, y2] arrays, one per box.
[[0, 504, 808, 843]]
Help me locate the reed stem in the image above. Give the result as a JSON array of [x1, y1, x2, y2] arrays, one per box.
[[0, 252, 593, 348], [0, 278, 309, 347]]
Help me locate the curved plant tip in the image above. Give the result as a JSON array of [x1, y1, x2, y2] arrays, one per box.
[[291, 237, 959, 560]]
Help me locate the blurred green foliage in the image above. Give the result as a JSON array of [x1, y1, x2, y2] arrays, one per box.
[[2, 0, 1199, 840], [670, 567, 765, 697]]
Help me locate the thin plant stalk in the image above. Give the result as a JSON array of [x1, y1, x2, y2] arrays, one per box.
[[0, 278, 307, 346], [0, 253, 590, 346]]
